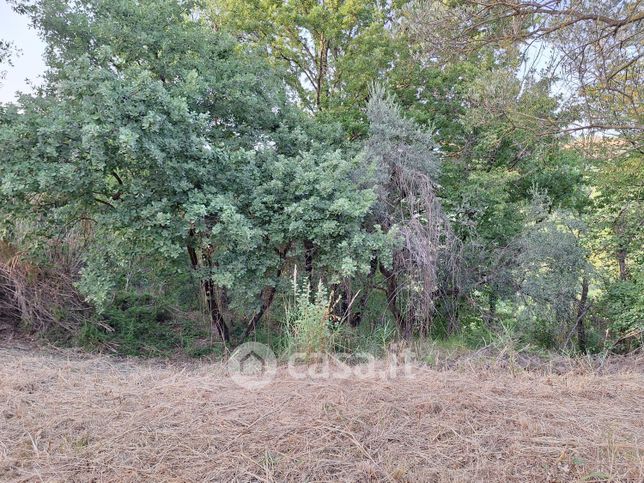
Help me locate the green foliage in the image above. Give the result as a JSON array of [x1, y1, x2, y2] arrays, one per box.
[[0, 0, 641, 358], [78, 292, 174, 356], [519, 209, 588, 311], [3, 0, 284, 303], [0, 39, 15, 84], [513, 193, 591, 347], [601, 272, 644, 352], [284, 269, 335, 356], [208, 0, 403, 135], [1, 0, 383, 341], [77, 291, 220, 357]]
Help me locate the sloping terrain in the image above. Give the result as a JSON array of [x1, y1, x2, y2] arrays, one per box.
[[0, 347, 642, 482]]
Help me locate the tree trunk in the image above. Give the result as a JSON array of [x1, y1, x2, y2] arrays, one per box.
[[315, 37, 328, 109], [576, 276, 589, 354], [488, 290, 498, 323], [242, 283, 279, 339], [243, 245, 290, 338], [616, 247, 629, 281], [379, 262, 406, 337], [349, 290, 368, 327], [243, 274, 281, 339], [614, 207, 630, 281], [303, 239, 315, 289], [186, 234, 229, 343], [336, 282, 351, 324], [203, 276, 230, 343], [350, 258, 379, 327]]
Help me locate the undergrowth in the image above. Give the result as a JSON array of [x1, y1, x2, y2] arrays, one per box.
[[75, 292, 221, 358]]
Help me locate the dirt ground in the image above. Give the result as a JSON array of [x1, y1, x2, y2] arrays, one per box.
[[0, 347, 642, 482]]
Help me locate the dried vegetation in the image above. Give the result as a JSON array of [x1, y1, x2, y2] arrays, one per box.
[[1, 347, 642, 482]]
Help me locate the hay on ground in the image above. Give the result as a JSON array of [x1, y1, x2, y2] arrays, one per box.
[[0, 348, 642, 482]]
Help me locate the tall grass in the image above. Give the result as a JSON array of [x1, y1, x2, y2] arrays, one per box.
[[283, 267, 336, 357]]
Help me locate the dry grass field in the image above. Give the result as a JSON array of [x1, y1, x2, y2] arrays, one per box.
[[0, 347, 642, 482]]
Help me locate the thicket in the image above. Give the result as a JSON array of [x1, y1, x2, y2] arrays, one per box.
[[0, 0, 641, 357]]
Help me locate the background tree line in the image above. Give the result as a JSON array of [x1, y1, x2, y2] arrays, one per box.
[[0, 0, 641, 356]]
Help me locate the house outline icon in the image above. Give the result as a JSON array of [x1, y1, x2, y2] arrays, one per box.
[[228, 342, 277, 389], [239, 350, 267, 375]]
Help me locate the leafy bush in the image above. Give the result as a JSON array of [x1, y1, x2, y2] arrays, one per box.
[[601, 271, 644, 352]]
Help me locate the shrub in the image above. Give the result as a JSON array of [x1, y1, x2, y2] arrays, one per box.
[[601, 270, 644, 352], [78, 292, 178, 356]]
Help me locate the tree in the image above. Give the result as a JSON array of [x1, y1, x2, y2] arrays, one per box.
[[586, 148, 643, 349], [1, 0, 378, 344], [362, 86, 458, 336], [0, 40, 15, 85], [405, 0, 644, 150], [208, 0, 403, 135], [516, 192, 592, 351], [590, 151, 643, 281], [396, 9, 586, 327]]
